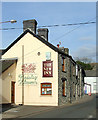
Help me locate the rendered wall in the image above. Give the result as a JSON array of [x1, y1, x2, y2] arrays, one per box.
[[2, 32, 58, 106], [2, 63, 16, 103]]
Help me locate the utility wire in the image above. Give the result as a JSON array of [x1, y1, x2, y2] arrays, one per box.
[[14, 17, 97, 61], [51, 17, 96, 42], [0, 21, 96, 30], [38, 21, 95, 28], [2, 17, 96, 62]]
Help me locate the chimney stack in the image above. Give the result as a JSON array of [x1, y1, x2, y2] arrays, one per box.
[[37, 28, 49, 41], [23, 19, 37, 34], [64, 48, 69, 55]]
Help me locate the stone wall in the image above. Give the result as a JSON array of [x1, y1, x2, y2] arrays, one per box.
[[58, 53, 84, 105], [58, 54, 69, 105]]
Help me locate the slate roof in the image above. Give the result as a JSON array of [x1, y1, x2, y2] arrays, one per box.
[[85, 69, 98, 77], [2, 29, 76, 64], [0, 49, 5, 58], [0, 58, 17, 74]]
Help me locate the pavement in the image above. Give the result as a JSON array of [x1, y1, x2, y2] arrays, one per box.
[[1, 94, 96, 119]]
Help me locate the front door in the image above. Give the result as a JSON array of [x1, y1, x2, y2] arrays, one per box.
[[11, 82, 15, 103]]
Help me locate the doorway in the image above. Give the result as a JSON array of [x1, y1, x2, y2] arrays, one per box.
[[11, 81, 15, 103]]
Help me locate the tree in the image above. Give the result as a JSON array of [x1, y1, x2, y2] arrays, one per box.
[[76, 60, 93, 70], [74, 57, 93, 64]]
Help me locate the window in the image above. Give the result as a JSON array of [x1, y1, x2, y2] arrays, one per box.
[[78, 85, 80, 96], [41, 83, 52, 95], [73, 83, 75, 97], [93, 82, 96, 91], [76, 65, 78, 76], [43, 61, 53, 77], [62, 57, 65, 72], [62, 81, 67, 96]]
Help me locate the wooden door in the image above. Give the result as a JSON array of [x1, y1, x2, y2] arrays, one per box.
[[11, 82, 15, 103]]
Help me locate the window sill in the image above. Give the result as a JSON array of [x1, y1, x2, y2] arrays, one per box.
[[40, 95, 53, 97], [42, 76, 53, 77], [62, 71, 66, 73], [63, 95, 67, 97]]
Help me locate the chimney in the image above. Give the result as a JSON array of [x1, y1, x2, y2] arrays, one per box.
[[64, 48, 69, 55], [57, 44, 59, 48], [37, 28, 49, 41], [23, 19, 37, 34], [58, 47, 64, 51]]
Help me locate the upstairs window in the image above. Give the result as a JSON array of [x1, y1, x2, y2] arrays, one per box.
[[76, 65, 78, 76], [62, 80, 67, 96], [43, 61, 53, 77], [62, 57, 65, 72], [41, 83, 52, 95]]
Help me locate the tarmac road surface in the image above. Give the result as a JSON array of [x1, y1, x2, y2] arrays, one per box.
[[2, 94, 97, 119]]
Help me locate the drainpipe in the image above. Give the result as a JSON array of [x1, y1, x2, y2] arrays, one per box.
[[76, 84, 78, 100], [80, 68, 82, 98], [22, 45, 24, 105], [69, 59, 72, 103]]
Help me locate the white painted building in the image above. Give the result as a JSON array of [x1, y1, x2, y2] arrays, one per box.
[[84, 70, 98, 94]]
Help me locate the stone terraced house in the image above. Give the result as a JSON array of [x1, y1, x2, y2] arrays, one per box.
[[0, 19, 85, 106]]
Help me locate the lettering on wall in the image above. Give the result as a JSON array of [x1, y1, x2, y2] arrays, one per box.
[[18, 63, 38, 85]]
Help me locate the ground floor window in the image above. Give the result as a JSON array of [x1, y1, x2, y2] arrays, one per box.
[[62, 80, 67, 96], [78, 85, 80, 96], [73, 83, 75, 97], [41, 83, 52, 95]]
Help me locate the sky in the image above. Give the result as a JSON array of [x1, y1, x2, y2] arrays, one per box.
[[1, 2, 96, 62]]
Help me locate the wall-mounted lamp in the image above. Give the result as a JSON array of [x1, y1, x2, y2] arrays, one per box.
[[8, 73, 12, 78]]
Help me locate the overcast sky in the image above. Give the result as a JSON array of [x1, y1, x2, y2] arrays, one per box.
[[1, 2, 96, 62]]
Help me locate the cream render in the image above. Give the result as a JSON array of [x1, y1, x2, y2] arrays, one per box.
[[2, 32, 58, 106], [2, 63, 16, 103]]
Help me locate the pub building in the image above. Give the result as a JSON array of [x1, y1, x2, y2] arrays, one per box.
[[0, 19, 85, 106]]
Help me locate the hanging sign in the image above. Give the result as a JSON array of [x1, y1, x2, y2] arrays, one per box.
[[43, 61, 53, 77], [46, 52, 51, 60]]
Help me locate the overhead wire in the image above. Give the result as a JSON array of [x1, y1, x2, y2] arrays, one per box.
[[2, 17, 96, 63], [51, 17, 96, 42], [0, 21, 96, 30], [17, 17, 96, 63]]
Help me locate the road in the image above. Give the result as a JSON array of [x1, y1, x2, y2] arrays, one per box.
[[2, 95, 97, 119], [20, 95, 97, 119]]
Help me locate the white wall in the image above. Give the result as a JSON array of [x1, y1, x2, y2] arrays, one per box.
[[84, 77, 97, 94], [2, 32, 58, 106], [1, 63, 16, 103]]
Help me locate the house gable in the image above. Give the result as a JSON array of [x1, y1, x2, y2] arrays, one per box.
[[2, 29, 76, 65], [2, 29, 59, 55]]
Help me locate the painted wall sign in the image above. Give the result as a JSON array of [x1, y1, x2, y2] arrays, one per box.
[[18, 63, 38, 85], [22, 63, 36, 73], [18, 74, 38, 85]]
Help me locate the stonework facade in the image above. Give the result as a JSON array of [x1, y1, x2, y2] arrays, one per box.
[[58, 50, 85, 105]]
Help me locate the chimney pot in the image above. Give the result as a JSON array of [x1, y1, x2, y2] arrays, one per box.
[[57, 44, 59, 48]]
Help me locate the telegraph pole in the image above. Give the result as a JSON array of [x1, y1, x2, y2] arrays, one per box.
[[22, 45, 24, 105]]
